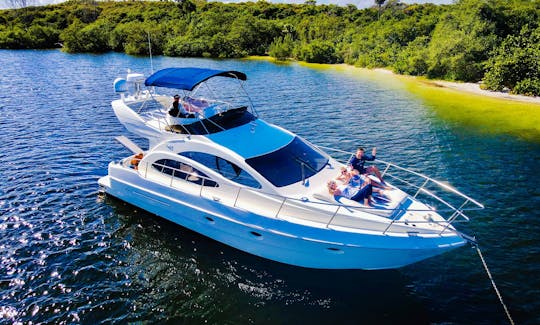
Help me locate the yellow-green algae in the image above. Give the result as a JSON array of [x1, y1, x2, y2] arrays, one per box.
[[247, 57, 540, 142], [393, 75, 539, 140], [335, 65, 540, 142]]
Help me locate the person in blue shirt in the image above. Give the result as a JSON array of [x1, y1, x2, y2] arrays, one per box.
[[348, 146, 385, 184]]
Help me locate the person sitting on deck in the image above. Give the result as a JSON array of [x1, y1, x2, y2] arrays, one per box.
[[169, 94, 195, 118], [130, 153, 144, 170], [327, 179, 373, 207], [336, 167, 368, 188], [335, 168, 390, 203], [348, 146, 385, 184], [336, 166, 352, 184]]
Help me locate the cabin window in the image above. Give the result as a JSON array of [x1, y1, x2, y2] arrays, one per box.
[[245, 137, 329, 187], [179, 152, 262, 189], [152, 159, 217, 187]]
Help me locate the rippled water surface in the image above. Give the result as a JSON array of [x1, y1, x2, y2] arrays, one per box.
[[1, 50, 539, 324]]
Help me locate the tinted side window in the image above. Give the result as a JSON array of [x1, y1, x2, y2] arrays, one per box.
[[152, 159, 217, 187], [180, 152, 261, 189]]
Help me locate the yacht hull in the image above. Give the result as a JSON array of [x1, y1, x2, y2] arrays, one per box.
[[98, 169, 466, 270]]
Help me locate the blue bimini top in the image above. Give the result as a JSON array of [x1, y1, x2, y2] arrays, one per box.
[[144, 67, 247, 91]]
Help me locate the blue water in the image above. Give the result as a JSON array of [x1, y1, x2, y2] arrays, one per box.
[[1, 50, 539, 324]]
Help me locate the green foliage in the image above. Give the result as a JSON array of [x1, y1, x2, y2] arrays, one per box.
[[67, 2, 102, 24], [269, 33, 295, 60], [514, 79, 540, 97], [164, 35, 211, 57], [296, 40, 340, 64], [393, 36, 429, 75], [227, 15, 280, 55], [346, 3, 441, 69], [0, 0, 538, 96], [60, 18, 111, 52], [0, 25, 29, 48], [425, 0, 498, 81], [296, 14, 346, 43], [209, 32, 245, 58], [26, 24, 60, 48], [483, 25, 540, 96]]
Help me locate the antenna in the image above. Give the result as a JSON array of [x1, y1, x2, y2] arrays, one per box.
[[147, 31, 154, 74]]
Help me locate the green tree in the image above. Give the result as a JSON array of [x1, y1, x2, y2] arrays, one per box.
[[0, 25, 28, 48], [60, 18, 112, 52], [164, 35, 211, 57], [228, 16, 279, 55], [59, 19, 87, 52], [269, 33, 295, 60], [296, 40, 340, 64], [483, 25, 540, 96], [393, 36, 429, 75], [426, 0, 498, 81], [26, 24, 60, 48]]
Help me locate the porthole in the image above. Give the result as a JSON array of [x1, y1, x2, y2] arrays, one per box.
[[249, 231, 263, 240], [326, 247, 344, 254], [205, 216, 215, 224]]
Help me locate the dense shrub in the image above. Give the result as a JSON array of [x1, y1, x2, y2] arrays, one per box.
[[296, 40, 341, 64], [26, 24, 60, 48], [164, 35, 211, 57], [60, 18, 111, 52], [483, 25, 540, 96], [0, 25, 29, 48], [392, 36, 429, 76], [425, 0, 498, 81], [268, 34, 295, 60], [513, 79, 540, 97]]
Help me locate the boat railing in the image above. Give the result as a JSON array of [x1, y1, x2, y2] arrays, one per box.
[[136, 158, 483, 237], [126, 93, 253, 136], [318, 146, 484, 234], [125, 94, 172, 132]]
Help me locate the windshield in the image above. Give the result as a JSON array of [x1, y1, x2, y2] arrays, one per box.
[[245, 137, 328, 187]]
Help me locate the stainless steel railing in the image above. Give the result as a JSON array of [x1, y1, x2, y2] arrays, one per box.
[[318, 146, 484, 235], [126, 94, 255, 136]]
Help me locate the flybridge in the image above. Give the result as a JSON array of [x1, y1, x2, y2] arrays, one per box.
[[111, 67, 257, 142]]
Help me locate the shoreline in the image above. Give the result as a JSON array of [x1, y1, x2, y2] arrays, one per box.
[[417, 78, 540, 104], [248, 56, 539, 105], [325, 63, 540, 141], [371, 68, 540, 104]]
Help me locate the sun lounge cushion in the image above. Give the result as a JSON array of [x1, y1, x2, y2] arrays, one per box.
[[313, 185, 409, 218]]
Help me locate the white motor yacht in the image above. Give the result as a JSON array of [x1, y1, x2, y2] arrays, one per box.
[[98, 67, 483, 270]]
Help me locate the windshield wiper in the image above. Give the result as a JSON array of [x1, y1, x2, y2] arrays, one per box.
[[294, 156, 317, 173], [294, 157, 318, 186]]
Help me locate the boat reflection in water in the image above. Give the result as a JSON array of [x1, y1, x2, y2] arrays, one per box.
[[98, 67, 483, 270]]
